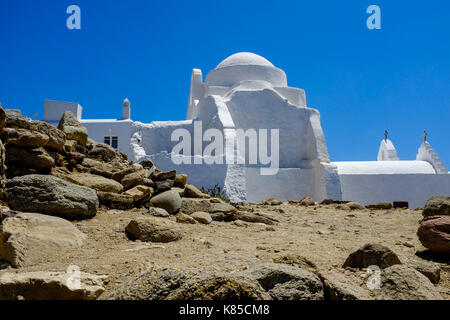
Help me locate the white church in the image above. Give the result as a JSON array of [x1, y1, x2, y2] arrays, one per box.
[[42, 52, 450, 208]]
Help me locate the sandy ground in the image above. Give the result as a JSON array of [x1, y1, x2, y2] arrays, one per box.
[[13, 202, 450, 299]]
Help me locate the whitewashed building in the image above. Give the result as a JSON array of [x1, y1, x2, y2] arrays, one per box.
[[43, 52, 450, 207]]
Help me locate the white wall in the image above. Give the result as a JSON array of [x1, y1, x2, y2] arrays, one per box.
[[245, 167, 316, 203], [339, 173, 450, 209], [44, 100, 82, 121]]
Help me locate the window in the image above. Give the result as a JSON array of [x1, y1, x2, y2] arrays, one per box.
[[104, 135, 118, 150]]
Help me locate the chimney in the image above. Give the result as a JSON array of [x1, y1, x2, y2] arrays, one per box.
[[122, 98, 130, 120]]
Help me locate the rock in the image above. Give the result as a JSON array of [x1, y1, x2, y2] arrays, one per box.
[[88, 143, 124, 163], [0, 211, 86, 267], [172, 187, 185, 197], [401, 257, 441, 284], [147, 207, 169, 217], [150, 190, 182, 214], [123, 185, 153, 202], [240, 263, 324, 300], [317, 269, 373, 300], [0, 270, 105, 300], [366, 202, 392, 210], [97, 191, 134, 210], [30, 121, 66, 152], [190, 211, 212, 224], [57, 111, 88, 146], [347, 202, 365, 210], [423, 196, 450, 218], [183, 184, 210, 198], [417, 216, 450, 254], [139, 159, 154, 169], [176, 213, 197, 224], [152, 170, 176, 181], [154, 179, 174, 192], [299, 197, 315, 206], [263, 197, 282, 205], [105, 268, 270, 300], [181, 198, 236, 217], [62, 172, 124, 193], [4, 109, 31, 128], [174, 174, 187, 187], [0, 106, 5, 133], [272, 254, 317, 272], [343, 243, 401, 269], [66, 151, 85, 163], [121, 169, 147, 190], [233, 211, 277, 225], [111, 163, 144, 182], [5, 146, 55, 171], [0, 141, 5, 187], [1, 127, 49, 148], [81, 158, 117, 178], [4, 174, 98, 219], [375, 265, 443, 300], [64, 139, 78, 152], [125, 216, 182, 243]]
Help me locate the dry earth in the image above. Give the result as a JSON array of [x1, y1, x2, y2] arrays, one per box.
[[8, 202, 449, 300]]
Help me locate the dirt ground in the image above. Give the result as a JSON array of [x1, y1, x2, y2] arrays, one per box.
[[13, 202, 450, 300]]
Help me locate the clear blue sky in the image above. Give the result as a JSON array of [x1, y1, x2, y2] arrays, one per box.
[[1, 0, 449, 164]]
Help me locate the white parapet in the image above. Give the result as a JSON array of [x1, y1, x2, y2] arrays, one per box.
[[377, 139, 399, 161], [416, 141, 448, 174]]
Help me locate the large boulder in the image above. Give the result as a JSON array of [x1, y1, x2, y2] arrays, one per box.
[[417, 216, 450, 254], [240, 263, 324, 300], [1, 127, 49, 148], [62, 172, 124, 193], [0, 211, 86, 267], [81, 158, 117, 178], [150, 190, 182, 214], [30, 121, 66, 152], [4, 175, 99, 219], [125, 216, 182, 243], [121, 169, 146, 190], [423, 196, 450, 218], [317, 269, 373, 300], [401, 257, 441, 284], [104, 268, 270, 300], [180, 198, 236, 219], [88, 143, 123, 163], [4, 109, 31, 128], [5, 146, 55, 171], [57, 111, 88, 146], [0, 270, 105, 300], [343, 243, 401, 269], [374, 265, 443, 300]]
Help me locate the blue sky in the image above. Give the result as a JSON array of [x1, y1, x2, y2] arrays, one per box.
[[0, 0, 449, 164]]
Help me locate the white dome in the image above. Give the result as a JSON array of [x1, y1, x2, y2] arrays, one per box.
[[216, 52, 275, 69]]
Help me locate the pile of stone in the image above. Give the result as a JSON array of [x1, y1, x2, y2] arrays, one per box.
[[417, 196, 450, 254], [0, 107, 233, 222]]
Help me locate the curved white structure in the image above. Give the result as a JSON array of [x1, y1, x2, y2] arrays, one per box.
[[42, 52, 450, 207]]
